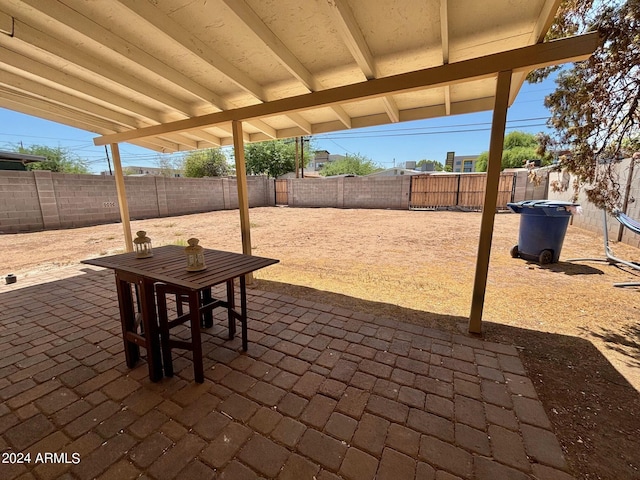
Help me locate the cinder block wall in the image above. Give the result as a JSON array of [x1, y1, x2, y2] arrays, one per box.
[[290, 178, 340, 207], [547, 158, 640, 249], [52, 173, 120, 228], [288, 176, 410, 209], [0, 171, 43, 232], [344, 176, 410, 209], [0, 172, 273, 233]]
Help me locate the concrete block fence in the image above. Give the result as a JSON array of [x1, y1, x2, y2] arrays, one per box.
[[3, 165, 638, 251], [548, 157, 640, 249], [0, 171, 274, 233], [287, 176, 412, 210]]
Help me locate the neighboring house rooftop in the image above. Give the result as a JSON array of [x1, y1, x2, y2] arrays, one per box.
[[0, 150, 45, 171]]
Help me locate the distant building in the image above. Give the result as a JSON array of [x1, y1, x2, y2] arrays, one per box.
[[101, 165, 182, 177], [367, 168, 422, 177], [452, 155, 479, 173], [310, 150, 345, 172], [0, 150, 45, 171]]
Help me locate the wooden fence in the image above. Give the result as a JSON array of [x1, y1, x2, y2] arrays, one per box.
[[275, 179, 288, 205], [409, 173, 516, 210]]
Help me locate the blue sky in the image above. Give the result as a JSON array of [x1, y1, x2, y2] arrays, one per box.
[[0, 75, 558, 173]]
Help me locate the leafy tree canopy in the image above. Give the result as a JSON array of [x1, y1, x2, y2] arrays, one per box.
[[416, 159, 445, 171], [16, 144, 90, 174], [183, 148, 229, 177], [533, 0, 638, 210], [475, 131, 544, 171], [155, 156, 184, 177], [319, 153, 381, 176], [244, 139, 311, 178]]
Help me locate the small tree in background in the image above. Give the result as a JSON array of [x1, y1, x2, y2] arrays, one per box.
[[155, 155, 184, 177], [243, 139, 312, 178], [319, 153, 381, 176], [417, 159, 445, 171], [16, 144, 89, 174], [474, 131, 544, 172], [183, 148, 229, 177]]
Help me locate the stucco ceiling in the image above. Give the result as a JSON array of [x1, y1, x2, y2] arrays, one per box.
[[0, 0, 594, 152]]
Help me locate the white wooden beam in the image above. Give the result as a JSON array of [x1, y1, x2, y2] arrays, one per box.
[[220, 0, 317, 92], [247, 119, 277, 139], [117, 0, 265, 102], [0, 70, 142, 127], [469, 70, 512, 333], [326, 0, 375, 79], [12, 20, 199, 116], [444, 86, 452, 116], [287, 113, 312, 134], [0, 10, 13, 36], [332, 104, 352, 129], [381, 96, 400, 123], [0, 43, 162, 122], [13, 0, 225, 106], [219, 0, 350, 132], [232, 121, 253, 265], [440, 0, 451, 115], [440, 0, 450, 64], [95, 32, 599, 146], [110, 143, 134, 252]]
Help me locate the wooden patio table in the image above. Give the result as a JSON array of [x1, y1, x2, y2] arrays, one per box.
[[82, 245, 279, 382]]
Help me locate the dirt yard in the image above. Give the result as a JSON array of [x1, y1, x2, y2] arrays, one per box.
[[1, 207, 639, 479]]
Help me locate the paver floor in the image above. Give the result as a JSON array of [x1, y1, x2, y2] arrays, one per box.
[[0, 265, 573, 479]]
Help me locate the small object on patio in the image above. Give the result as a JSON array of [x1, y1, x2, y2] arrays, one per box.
[[5, 274, 16, 284], [134, 230, 153, 258], [507, 200, 580, 264], [185, 237, 206, 271]]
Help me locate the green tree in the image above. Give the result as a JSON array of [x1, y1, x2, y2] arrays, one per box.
[[16, 145, 89, 173], [533, 0, 638, 210], [155, 155, 183, 177], [183, 148, 229, 177], [474, 131, 543, 171], [244, 139, 311, 178], [416, 159, 444, 171], [320, 153, 381, 176]]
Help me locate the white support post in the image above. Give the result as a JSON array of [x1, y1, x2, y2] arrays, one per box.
[[232, 120, 254, 282], [110, 143, 133, 252], [469, 70, 512, 333]]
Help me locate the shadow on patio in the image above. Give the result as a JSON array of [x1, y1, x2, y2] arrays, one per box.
[[0, 266, 637, 479]]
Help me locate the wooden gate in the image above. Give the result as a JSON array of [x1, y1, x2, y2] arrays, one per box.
[[409, 173, 515, 210], [275, 179, 288, 205]]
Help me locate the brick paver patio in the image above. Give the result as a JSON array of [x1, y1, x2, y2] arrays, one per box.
[[0, 265, 573, 479]]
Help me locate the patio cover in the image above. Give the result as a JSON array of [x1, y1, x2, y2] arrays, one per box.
[[0, 0, 599, 332]]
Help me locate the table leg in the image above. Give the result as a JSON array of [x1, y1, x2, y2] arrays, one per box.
[[240, 275, 248, 352], [202, 287, 213, 328], [226, 279, 236, 339], [137, 278, 164, 382], [115, 275, 139, 368], [189, 291, 204, 383]]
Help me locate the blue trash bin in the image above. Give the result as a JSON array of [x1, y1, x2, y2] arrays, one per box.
[[507, 200, 578, 264]]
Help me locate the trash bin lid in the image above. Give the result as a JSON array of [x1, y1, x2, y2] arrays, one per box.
[[508, 200, 579, 209]]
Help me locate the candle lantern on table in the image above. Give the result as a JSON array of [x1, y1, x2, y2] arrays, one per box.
[[134, 231, 153, 258], [185, 238, 206, 271]]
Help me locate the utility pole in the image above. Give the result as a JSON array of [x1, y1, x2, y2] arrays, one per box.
[[104, 145, 113, 175], [295, 137, 299, 178], [301, 136, 305, 178]]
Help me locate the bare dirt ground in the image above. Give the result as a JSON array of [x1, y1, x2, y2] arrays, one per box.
[[1, 207, 639, 479]]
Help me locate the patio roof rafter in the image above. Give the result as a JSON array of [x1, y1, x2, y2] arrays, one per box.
[[94, 32, 600, 146], [440, 0, 452, 115], [325, 0, 400, 123]]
